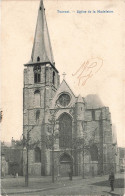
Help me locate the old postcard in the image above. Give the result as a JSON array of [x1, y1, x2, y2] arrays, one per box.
[[1, 0, 125, 195]]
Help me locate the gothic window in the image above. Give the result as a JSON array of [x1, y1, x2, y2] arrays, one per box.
[[60, 153, 72, 163], [37, 56, 40, 62], [52, 71, 55, 85], [59, 113, 72, 148], [92, 110, 95, 121], [34, 90, 40, 107], [34, 65, 41, 83], [36, 110, 40, 123], [103, 145, 107, 162], [35, 147, 41, 163], [58, 93, 71, 107], [90, 145, 98, 161]]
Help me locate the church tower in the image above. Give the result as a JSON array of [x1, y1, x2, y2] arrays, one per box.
[[23, 0, 116, 178], [23, 0, 60, 175]]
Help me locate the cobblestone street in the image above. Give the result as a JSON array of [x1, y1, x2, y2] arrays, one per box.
[[1, 173, 124, 196]]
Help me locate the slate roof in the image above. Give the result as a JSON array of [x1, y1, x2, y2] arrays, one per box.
[[85, 94, 104, 109], [27, 0, 54, 65]]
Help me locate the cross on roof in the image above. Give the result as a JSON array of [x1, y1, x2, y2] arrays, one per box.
[[62, 72, 66, 80]]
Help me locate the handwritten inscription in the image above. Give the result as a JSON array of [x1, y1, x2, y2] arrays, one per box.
[[72, 57, 103, 86]]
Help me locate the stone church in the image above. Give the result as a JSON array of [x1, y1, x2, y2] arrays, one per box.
[[23, 0, 116, 177]]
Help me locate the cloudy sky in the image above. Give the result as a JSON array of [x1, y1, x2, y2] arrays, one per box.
[[1, 0, 125, 147]]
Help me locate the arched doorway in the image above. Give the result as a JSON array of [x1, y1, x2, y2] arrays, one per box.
[[59, 153, 73, 177]]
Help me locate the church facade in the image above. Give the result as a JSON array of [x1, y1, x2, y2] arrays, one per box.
[[23, 0, 116, 177]]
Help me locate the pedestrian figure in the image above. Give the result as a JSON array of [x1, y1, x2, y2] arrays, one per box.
[[68, 166, 72, 181], [16, 173, 18, 178], [13, 168, 16, 178], [109, 171, 115, 192], [56, 173, 61, 181]]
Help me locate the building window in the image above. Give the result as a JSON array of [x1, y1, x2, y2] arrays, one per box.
[[59, 113, 72, 148], [35, 147, 41, 163], [52, 71, 55, 85], [92, 110, 95, 121], [34, 90, 40, 107], [34, 65, 41, 83], [37, 56, 40, 62], [90, 145, 98, 161], [60, 153, 72, 163], [36, 110, 40, 123]]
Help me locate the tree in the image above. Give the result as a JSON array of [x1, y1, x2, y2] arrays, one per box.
[[71, 126, 98, 178], [22, 126, 40, 187]]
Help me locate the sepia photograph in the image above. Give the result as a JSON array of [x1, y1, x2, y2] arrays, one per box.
[[1, 0, 125, 195]]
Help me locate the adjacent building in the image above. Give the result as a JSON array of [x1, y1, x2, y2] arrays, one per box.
[[1, 139, 23, 176]]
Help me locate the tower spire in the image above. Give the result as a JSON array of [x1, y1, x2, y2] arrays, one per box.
[[29, 0, 54, 66]]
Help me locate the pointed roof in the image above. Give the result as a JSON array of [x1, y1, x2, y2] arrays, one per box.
[[51, 79, 76, 109], [28, 0, 54, 65], [77, 94, 84, 103], [56, 79, 76, 97]]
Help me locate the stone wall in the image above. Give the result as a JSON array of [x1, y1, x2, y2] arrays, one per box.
[[23, 63, 60, 176], [23, 64, 115, 177]]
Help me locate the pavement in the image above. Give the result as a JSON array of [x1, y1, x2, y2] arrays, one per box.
[[1, 173, 125, 196]]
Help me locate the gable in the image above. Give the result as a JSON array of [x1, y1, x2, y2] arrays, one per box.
[[50, 80, 76, 109]]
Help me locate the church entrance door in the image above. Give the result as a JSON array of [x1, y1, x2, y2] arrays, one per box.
[[59, 153, 73, 177]]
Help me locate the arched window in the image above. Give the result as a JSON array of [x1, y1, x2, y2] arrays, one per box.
[[35, 147, 41, 163], [92, 110, 95, 121], [37, 56, 40, 62], [90, 145, 98, 161], [59, 113, 72, 148], [34, 90, 40, 107], [34, 65, 41, 83], [36, 110, 40, 123], [52, 71, 55, 85], [60, 153, 72, 163]]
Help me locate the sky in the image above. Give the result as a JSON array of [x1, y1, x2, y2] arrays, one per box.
[[1, 0, 125, 147]]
